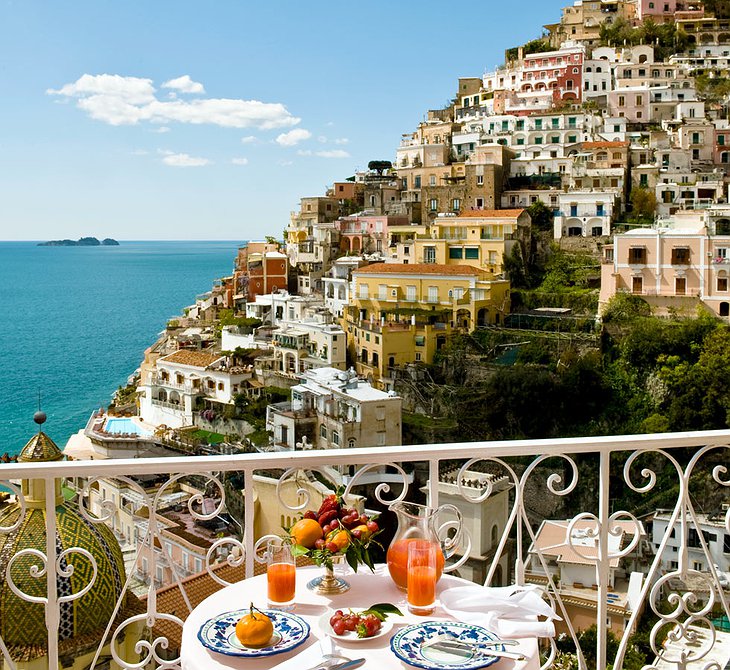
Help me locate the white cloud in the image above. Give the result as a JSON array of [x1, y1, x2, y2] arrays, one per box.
[[297, 149, 350, 159], [241, 135, 257, 144], [276, 128, 312, 146], [162, 152, 210, 167], [334, 137, 349, 145], [231, 157, 249, 165], [48, 73, 301, 129], [152, 126, 171, 134], [162, 75, 205, 94]]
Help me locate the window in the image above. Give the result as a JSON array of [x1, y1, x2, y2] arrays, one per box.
[[516, 120, 525, 130], [414, 176, 421, 188], [632, 276, 643, 293], [332, 431, 340, 446], [452, 198, 461, 211], [428, 286, 438, 303], [379, 284, 387, 300], [415, 335, 425, 346], [672, 247, 690, 264], [535, 119, 543, 129], [429, 198, 438, 212], [676, 277, 687, 295], [406, 285, 417, 301], [449, 247, 463, 259], [465, 248, 479, 260], [320, 424, 327, 438], [692, 132, 702, 144], [415, 352, 422, 361], [552, 118, 559, 128], [718, 276, 728, 292], [535, 136, 543, 144], [618, 95, 625, 106], [720, 135, 726, 146], [476, 174, 484, 185], [568, 134, 577, 143], [359, 284, 369, 299], [348, 438, 356, 449], [629, 247, 647, 264]]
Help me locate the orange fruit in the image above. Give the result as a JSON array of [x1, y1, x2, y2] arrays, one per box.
[[328, 529, 349, 551], [290, 518, 324, 548], [235, 605, 274, 647], [352, 524, 371, 540]]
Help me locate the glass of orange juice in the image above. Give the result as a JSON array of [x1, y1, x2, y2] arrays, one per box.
[[407, 541, 438, 615], [267, 541, 296, 610]]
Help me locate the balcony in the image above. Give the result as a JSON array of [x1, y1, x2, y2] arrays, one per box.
[[0, 431, 729, 669]]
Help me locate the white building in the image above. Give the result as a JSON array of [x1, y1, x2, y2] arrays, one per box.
[[651, 510, 730, 575], [139, 350, 256, 428], [554, 190, 620, 238], [265, 367, 401, 451], [323, 256, 363, 317]]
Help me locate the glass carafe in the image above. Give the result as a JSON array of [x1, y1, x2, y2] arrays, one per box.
[[386, 501, 463, 590]]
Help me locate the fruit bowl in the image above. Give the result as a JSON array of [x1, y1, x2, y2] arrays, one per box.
[[286, 488, 382, 593]]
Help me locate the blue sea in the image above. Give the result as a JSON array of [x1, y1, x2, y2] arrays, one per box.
[[0, 240, 241, 457]]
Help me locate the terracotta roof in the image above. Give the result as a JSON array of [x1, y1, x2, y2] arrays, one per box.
[[354, 263, 483, 276], [161, 350, 221, 368], [581, 141, 629, 148], [449, 209, 525, 219]]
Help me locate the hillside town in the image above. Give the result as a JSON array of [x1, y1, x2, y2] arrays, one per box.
[[2, 1, 730, 669]]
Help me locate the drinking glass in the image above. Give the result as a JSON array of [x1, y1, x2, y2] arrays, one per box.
[[267, 541, 296, 610], [407, 541, 438, 615]]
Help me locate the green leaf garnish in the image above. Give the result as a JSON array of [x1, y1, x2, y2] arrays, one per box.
[[360, 603, 403, 619]]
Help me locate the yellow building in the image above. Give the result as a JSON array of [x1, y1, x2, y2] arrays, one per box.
[[344, 263, 510, 388], [410, 209, 531, 273]]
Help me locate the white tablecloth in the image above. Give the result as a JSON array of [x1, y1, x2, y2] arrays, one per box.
[[181, 564, 540, 670]]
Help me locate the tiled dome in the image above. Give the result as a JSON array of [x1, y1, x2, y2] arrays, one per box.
[[0, 430, 126, 651]]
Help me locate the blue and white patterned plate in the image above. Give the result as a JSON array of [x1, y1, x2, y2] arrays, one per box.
[[197, 609, 310, 657], [390, 621, 503, 670]]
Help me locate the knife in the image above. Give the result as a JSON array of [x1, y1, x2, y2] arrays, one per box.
[[329, 659, 366, 670]]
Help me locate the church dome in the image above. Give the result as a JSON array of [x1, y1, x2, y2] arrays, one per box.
[[0, 429, 126, 653]]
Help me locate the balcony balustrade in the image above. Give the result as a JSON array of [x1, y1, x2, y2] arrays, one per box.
[[0, 431, 729, 670]]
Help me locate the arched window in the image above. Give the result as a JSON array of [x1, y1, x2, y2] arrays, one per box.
[[491, 524, 500, 547], [348, 438, 356, 449]]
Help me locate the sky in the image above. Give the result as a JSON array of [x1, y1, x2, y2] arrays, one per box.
[[0, 0, 563, 241]]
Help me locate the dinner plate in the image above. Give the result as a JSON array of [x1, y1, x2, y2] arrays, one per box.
[[318, 609, 394, 643], [390, 621, 503, 669], [197, 609, 310, 657]]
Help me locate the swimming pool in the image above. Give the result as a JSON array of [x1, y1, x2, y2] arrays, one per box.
[[103, 417, 152, 436]]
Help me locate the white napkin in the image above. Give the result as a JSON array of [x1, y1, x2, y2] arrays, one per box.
[[440, 584, 560, 639], [268, 636, 335, 670]]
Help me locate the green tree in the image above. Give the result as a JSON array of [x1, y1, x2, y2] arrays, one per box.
[[629, 187, 657, 225], [601, 293, 651, 323], [527, 200, 554, 232]]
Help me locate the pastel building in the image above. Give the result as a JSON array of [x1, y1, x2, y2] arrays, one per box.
[[412, 210, 531, 272], [345, 263, 510, 387], [599, 206, 730, 318]]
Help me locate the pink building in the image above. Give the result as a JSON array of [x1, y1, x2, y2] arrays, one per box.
[[636, 0, 703, 22], [336, 214, 408, 254], [599, 207, 730, 317], [521, 47, 584, 104]]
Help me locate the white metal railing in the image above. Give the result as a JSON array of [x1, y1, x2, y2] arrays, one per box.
[[0, 431, 729, 670]]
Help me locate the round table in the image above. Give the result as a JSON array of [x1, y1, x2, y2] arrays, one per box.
[[181, 564, 540, 670]]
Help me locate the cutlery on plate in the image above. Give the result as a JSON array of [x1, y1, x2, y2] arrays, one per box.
[[422, 638, 526, 662]]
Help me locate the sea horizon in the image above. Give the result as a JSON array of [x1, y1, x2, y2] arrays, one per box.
[[0, 239, 242, 457]]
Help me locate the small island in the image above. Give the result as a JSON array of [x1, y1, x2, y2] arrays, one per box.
[[38, 237, 120, 247]]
